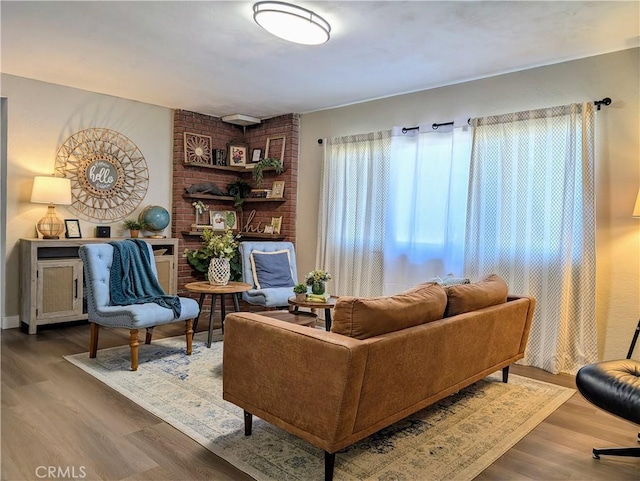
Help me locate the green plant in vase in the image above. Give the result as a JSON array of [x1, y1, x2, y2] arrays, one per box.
[[305, 269, 331, 296], [123, 218, 146, 238], [183, 228, 242, 282]]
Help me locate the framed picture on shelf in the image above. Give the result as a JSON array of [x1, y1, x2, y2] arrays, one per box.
[[263, 225, 274, 234], [224, 211, 238, 230], [271, 216, 282, 234], [251, 148, 262, 163], [270, 180, 285, 199], [265, 135, 286, 163], [227, 141, 248, 167], [210, 211, 226, 230], [64, 219, 82, 239]]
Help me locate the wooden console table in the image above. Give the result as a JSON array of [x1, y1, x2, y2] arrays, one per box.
[[19, 237, 179, 334]]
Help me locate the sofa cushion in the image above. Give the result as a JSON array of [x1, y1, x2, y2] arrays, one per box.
[[249, 250, 294, 289], [331, 283, 447, 340], [444, 274, 508, 317]]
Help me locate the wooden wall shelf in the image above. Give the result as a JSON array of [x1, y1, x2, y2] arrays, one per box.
[[181, 231, 285, 241], [183, 162, 279, 174], [182, 193, 285, 204], [183, 193, 234, 202]]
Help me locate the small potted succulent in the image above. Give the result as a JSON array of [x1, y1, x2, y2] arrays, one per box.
[[293, 283, 308, 301], [123, 218, 146, 238]]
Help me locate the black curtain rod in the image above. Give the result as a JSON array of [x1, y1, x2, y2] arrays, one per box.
[[320, 98, 612, 143], [401, 120, 469, 134], [594, 97, 611, 111], [402, 121, 453, 134]]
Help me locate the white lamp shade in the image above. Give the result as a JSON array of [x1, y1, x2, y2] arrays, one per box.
[[633, 188, 640, 218], [253, 2, 331, 45], [31, 176, 72, 205]]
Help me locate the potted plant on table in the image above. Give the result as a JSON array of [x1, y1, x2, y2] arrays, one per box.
[[293, 283, 308, 302], [305, 269, 331, 296], [183, 228, 241, 285], [123, 218, 146, 238]]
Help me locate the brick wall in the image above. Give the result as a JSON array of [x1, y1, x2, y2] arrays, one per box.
[[172, 110, 300, 300]]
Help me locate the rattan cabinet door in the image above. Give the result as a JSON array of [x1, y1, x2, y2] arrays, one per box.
[[153, 256, 176, 295], [36, 259, 83, 321]]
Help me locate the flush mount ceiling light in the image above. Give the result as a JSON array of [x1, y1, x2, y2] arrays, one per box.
[[253, 1, 331, 45]]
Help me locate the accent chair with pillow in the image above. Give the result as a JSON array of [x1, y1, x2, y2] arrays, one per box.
[[238, 241, 298, 308]]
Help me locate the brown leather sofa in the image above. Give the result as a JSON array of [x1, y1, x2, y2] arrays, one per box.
[[223, 275, 535, 480]]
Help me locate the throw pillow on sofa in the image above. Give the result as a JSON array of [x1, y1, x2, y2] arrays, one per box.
[[331, 282, 447, 340], [444, 273, 508, 317]]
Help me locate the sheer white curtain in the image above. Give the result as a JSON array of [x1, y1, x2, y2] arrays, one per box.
[[465, 103, 597, 374], [316, 131, 391, 297], [384, 125, 471, 294]]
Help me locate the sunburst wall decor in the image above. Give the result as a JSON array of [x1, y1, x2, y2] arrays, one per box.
[[54, 128, 149, 222], [184, 132, 213, 166]]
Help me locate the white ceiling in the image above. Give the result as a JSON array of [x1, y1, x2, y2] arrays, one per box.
[[2, 1, 639, 119]]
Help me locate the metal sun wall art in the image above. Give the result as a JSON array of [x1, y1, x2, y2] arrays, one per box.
[[54, 128, 149, 222]]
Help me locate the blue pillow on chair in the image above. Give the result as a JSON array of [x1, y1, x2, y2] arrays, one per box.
[[250, 250, 295, 289]]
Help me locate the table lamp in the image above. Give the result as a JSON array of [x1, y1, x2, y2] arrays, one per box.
[[30, 175, 72, 239]]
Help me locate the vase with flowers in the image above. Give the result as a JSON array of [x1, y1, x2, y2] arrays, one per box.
[[192, 200, 209, 228], [183, 228, 240, 285], [305, 269, 331, 296]]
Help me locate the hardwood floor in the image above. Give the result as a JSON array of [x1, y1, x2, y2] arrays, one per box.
[[2, 321, 639, 480]]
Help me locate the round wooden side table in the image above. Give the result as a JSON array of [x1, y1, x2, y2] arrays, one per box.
[[185, 281, 252, 347], [288, 295, 338, 331]]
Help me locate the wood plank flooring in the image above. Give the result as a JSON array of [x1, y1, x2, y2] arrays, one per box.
[[2, 321, 639, 480]]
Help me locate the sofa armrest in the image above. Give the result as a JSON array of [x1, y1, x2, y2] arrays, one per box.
[[223, 312, 369, 452]]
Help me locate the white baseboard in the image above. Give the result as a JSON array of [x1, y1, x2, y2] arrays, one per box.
[[2, 315, 20, 329]]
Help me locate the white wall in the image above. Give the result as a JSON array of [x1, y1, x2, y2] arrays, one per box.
[[298, 48, 640, 362], [1, 74, 174, 326]]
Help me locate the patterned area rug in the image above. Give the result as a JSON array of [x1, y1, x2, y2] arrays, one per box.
[[65, 333, 574, 481]]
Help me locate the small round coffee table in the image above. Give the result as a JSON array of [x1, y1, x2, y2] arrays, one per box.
[[185, 281, 252, 347], [288, 295, 338, 331]]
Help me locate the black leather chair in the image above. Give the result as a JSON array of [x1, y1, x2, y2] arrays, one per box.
[[576, 319, 640, 459]]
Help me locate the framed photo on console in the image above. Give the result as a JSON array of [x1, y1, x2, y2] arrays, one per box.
[[64, 219, 82, 239]]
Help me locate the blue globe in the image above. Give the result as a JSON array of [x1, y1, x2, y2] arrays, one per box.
[[140, 205, 170, 236]]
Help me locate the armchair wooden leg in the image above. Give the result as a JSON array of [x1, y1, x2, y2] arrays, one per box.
[[185, 319, 193, 355], [145, 327, 154, 344], [89, 323, 99, 359], [129, 329, 139, 371]]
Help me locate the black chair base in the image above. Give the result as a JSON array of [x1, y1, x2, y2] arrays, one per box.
[[593, 447, 640, 459]]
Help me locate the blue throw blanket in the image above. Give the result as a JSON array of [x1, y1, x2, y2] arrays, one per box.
[[109, 239, 181, 318]]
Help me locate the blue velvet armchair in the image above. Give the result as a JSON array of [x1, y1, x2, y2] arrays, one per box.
[[79, 242, 200, 371], [238, 241, 298, 308]]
